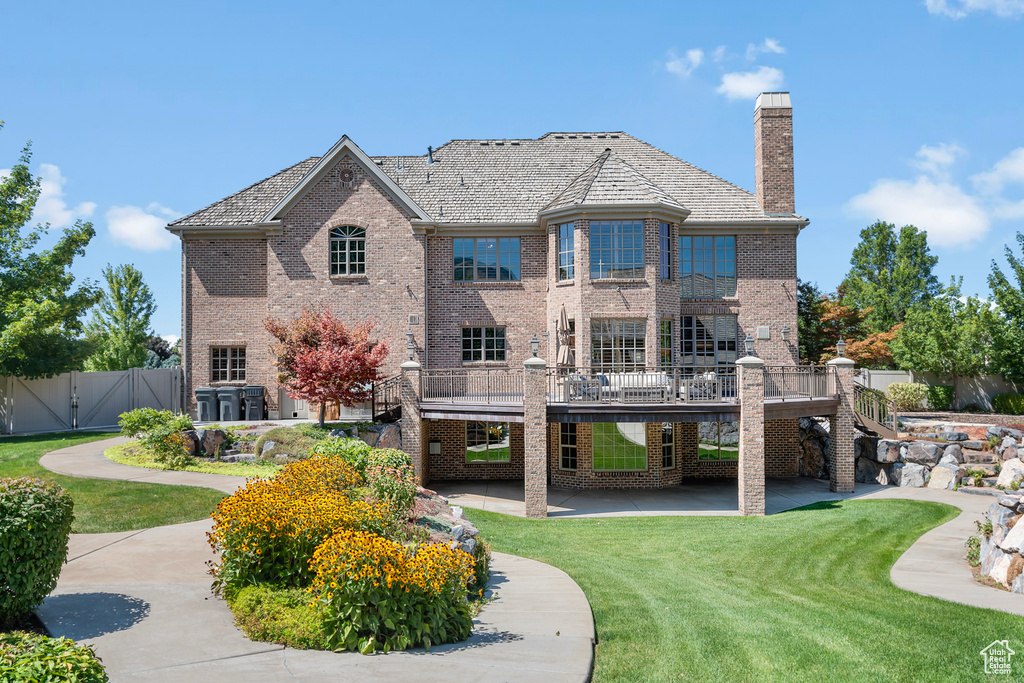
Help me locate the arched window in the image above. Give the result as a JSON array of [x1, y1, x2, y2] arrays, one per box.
[[329, 226, 365, 275]]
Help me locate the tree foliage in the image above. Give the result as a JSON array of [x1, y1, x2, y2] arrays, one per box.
[[989, 232, 1024, 383], [266, 305, 389, 427], [840, 221, 941, 334], [796, 280, 827, 363], [84, 264, 156, 371], [0, 123, 100, 377]]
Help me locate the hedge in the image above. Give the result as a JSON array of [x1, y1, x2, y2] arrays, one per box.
[[0, 632, 107, 682], [926, 385, 955, 412], [992, 393, 1024, 415]]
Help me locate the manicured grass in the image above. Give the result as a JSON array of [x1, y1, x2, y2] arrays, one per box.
[[469, 500, 1024, 682], [0, 432, 226, 533], [105, 441, 282, 478]]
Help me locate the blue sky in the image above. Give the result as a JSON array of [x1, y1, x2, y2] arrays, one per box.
[[3, 0, 1023, 339]]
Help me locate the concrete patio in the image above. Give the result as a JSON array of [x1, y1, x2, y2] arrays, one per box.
[[432, 476, 891, 518]]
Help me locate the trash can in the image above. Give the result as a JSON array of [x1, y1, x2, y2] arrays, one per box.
[[195, 387, 218, 422], [216, 387, 244, 421], [243, 386, 265, 421]]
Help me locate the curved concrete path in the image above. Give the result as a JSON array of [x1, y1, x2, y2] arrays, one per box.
[[37, 438, 595, 682]]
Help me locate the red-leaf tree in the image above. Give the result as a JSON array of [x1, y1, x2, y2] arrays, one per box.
[[265, 305, 389, 428]]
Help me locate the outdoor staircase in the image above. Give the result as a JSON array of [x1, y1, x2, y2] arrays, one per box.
[[853, 384, 899, 439]]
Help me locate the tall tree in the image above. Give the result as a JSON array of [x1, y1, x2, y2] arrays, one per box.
[[0, 123, 100, 377], [84, 264, 156, 371], [989, 232, 1024, 382], [796, 279, 827, 363], [266, 305, 389, 427], [840, 221, 941, 333], [891, 279, 998, 396]]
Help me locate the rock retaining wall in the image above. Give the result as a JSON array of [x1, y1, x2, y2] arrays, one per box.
[[978, 493, 1024, 593]]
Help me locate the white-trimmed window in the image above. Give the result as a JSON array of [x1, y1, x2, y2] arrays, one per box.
[[592, 422, 647, 471], [558, 222, 575, 281], [662, 423, 675, 469], [330, 226, 366, 275], [453, 238, 521, 281], [659, 223, 672, 280], [466, 422, 511, 463], [560, 423, 577, 470], [589, 220, 644, 279], [681, 315, 737, 371], [462, 326, 506, 362], [680, 236, 735, 298], [591, 319, 646, 372], [211, 346, 245, 382]]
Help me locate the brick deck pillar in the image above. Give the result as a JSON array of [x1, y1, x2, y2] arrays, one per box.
[[827, 357, 856, 493], [400, 360, 428, 485], [736, 355, 766, 516], [523, 356, 548, 518]]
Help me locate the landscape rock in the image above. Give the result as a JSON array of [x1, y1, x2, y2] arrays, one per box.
[[939, 444, 963, 465], [799, 417, 828, 439], [961, 440, 987, 451], [1003, 446, 1019, 462], [451, 505, 465, 521], [1013, 574, 1024, 594], [357, 427, 381, 448], [329, 428, 350, 438], [892, 462, 929, 487], [856, 457, 891, 486], [996, 459, 1024, 488], [375, 423, 402, 450], [450, 525, 465, 541], [926, 463, 964, 490], [854, 434, 878, 461], [459, 538, 477, 555], [901, 442, 942, 466], [998, 520, 1024, 553], [181, 430, 199, 457], [800, 438, 827, 479], [462, 523, 479, 538], [875, 440, 902, 463], [195, 429, 229, 457], [982, 528, 1007, 574], [998, 494, 1022, 509], [988, 426, 1024, 440], [938, 431, 968, 442], [991, 553, 1013, 588], [989, 501, 1015, 529], [261, 440, 277, 455]]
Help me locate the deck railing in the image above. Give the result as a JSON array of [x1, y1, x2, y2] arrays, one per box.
[[762, 365, 836, 401], [546, 365, 739, 405], [371, 374, 402, 420], [421, 368, 524, 403], [852, 384, 899, 438]]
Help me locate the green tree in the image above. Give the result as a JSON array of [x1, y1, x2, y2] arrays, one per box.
[[0, 123, 100, 377], [989, 232, 1024, 383], [891, 279, 998, 397], [84, 264, 156, 371], [797, 279, 827, 363], [841, 221, 941, 333]]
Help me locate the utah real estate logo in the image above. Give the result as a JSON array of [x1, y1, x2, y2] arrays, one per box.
[[980, 640, 1015, 675]]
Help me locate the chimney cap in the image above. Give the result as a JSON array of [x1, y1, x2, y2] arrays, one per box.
[[755, 92, 792, 111]]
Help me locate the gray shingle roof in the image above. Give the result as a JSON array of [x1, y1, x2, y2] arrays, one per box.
[[171, 132, 802, 227]]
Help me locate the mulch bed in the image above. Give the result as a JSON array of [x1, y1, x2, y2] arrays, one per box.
[[0, 612, 50, 636]]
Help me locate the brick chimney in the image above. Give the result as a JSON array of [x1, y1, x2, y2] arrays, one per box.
[[753, 92, 794, 214]]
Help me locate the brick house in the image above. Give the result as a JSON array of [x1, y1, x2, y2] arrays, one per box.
[[168, 91, 857, 516]]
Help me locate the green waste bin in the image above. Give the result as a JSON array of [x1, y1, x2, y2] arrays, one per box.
[[195, 387, 218, 422], [243, 386, 265, 421], [216, 387, 244, 421]]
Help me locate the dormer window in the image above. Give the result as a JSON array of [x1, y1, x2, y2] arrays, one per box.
[[330, 226, 366, 275]]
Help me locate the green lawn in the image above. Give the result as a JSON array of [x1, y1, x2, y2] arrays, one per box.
[[469, 500, 1024, 682], [0, 432, 226, 533], [106, 441, 282, 478]]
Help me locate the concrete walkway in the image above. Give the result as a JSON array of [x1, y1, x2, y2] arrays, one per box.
[[37, 439, 595, 682]]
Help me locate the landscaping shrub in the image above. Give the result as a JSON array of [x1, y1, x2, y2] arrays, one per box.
[[926, 385, 955, 412], [366, 448, 412, 470], [365, 463, 417, 517], [309, 437, 373, 473], [472, 537, 492, 593], [993, 393, 1024, 415], [118, 407, 193, 437], [885, 382, 928, 412], [118, 408, 195, 469], [228, 585, 328, 650], [0, 478, 74, 620], [310, 529, 475, 653], [209, 457, 389, 590], [0, 632, 107, 682], [252, 427, 318, 461]]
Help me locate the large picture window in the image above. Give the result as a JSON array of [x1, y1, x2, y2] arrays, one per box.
[[462, 327, 506, 362], [559, 423, 577, 470], [211, 346, 246, 382], [680, 236, 735, 298], [590, 219, 644, 279], [681, 315, 738, 370], [558, 222, 574, 281], [453, 238, 521, 282], [330, 226, 366, 275], [593, 422, 647, 471], [466, 422, 511, 463], [591, 319, 646, 372]]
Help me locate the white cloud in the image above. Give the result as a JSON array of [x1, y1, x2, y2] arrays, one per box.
[[993, 199, 1024, 219], [106, 202, 181, 251], [846, 176, 989, 247], [716, 66, 784, 100], [926, 0, 1024, 17], [161, 334, 180, 348], [665, 48, 704, 79], [913, 142, 965, 179], [971, 147, 1024, 195], [711, 45, 728, 62], [746, 38, 786, 61], [32, 163, 96, 228]]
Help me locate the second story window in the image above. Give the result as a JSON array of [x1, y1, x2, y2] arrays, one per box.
[[590, 220, 644, 279], [660, 320, 673, 368], [659, 223, 672, 280], [558, 222, 574, 281], [680, 236, 735, 298], [462, 326, 506, 362], [454, 238, 521, 282], [591, 319, 645, 372], [330, 226, 366, 275]]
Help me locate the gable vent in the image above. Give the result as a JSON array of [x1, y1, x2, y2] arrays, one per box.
[[409, 314, 420, 325]]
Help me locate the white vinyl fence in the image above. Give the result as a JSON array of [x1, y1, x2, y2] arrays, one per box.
[[0, 367, 182, 435], [857, 369, 1023, 411]]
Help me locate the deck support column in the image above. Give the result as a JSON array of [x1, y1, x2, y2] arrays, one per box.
[[737, 355, 766, 516], [523, 356, 548, 518], [400, 360, 428, 486], [827, 357, 856, 493]]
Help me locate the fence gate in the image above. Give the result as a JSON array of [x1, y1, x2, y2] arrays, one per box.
[[0, 367, 183, 435]]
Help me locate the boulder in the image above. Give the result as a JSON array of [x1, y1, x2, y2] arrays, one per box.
[[927, 463, 965, 490], [901, 442, 942, 466], [940, 444, 963, 465], [875, 440, 902, 464], [800, 417, 829, 438], [451, 505, 465, 521], [999, 520, 1024, 553], [800, 438, 827, 479], [982, 528, 1008, 574], [990, 502, 1016, 529], [462, 522, 479, 538], [991, 553, 1013, 588], [939, 430, 968, 442], [854, 434, 878, 461], [1003, 446, 1019, 462], [329, 428, 350, 438], [892, 462, 929, 487], [375, 423, 402, 450], [357, 427, 381, 448], [998, 494, 1022, 509], [961, 440, 987, 451], [261, 440, 277, 455], [996, 458, 1024, 488], [1013, 574, 1024, 594], [988, 426, 1024, 440], [856, 457, 892, 486], [181, 430, 199, 457], [450, 525, 465, 541], [195, 429, 228, 457], [459, 538, 477, 555]]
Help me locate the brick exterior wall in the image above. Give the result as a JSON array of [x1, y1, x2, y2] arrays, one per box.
[[829, 360, 856, 493], [425, 419, 525, 481], [765, 418, 799, 477], [754, 104, 795, 214], [737, 359, 766, 515], [523, 360, 548, 517]]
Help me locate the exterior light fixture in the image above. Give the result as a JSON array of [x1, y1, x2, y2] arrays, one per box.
[[836, 338, 847, 359], [781, 326, 790, 341], [743, 334, 755, 357], [530, 334, 540, 358], [406, 330, 415, 361]]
